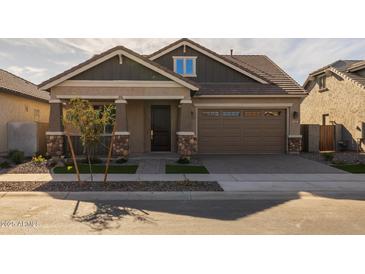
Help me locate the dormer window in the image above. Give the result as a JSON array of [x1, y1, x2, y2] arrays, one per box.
[[318, 75, 327, 91], [173, 56, 197, 77]]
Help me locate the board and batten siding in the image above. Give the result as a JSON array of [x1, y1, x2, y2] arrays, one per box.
[[153, 45, 258, 83], [71, 55, 169, 81]]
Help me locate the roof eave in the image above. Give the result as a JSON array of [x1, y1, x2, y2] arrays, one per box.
[[39, 46, 199, 91], [148, 39, 270, 85]]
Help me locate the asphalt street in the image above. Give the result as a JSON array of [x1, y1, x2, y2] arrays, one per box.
[[1, 192, 365, 234]]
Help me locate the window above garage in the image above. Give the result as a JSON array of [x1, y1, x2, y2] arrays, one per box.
[[173, 56, 197, 77]]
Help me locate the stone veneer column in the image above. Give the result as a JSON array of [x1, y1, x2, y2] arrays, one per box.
[[177, 99, 197, 160], [113, 99, 130, 159], [46, 99, 64, 157], [288, 135, 302, 154]]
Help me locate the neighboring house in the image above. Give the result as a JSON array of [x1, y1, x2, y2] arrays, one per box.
[[38, 38, 306, 159], [302, 60, 365, 151], [0, 69, 50, 155]]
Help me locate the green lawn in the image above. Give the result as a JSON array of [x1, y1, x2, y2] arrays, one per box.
[[165, 165, 209, 174], [332, 164, 365, 173], [53, 164, 138, 174]]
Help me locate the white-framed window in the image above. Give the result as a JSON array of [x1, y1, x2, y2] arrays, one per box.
[[173, 56, 197, 77]]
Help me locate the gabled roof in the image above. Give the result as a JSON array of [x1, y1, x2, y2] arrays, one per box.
[[0, 69, 49, 102], [148, 38, 271, 85], [224, 55, 305, 94], [38, 45, 200, 91], [303, 60, 365, 90]]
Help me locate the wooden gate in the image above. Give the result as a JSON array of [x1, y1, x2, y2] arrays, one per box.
[[319, 125, 335, 151]]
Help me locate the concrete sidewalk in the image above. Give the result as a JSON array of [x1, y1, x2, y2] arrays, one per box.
[[0, 173, 365, 194], [1, 173, 365, 182], [2, 190, 365, 201]]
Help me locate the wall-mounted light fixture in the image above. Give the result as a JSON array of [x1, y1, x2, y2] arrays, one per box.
[[293, 111, 299, 119]]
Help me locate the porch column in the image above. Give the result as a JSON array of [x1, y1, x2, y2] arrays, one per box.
[[113, 99, 130, 159], [177, 99, 197, 160], [46, 99, 64, 157]]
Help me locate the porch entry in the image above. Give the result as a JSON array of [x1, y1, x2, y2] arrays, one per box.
[[319, 125, 335, 151], [151, 105, 171, 151]]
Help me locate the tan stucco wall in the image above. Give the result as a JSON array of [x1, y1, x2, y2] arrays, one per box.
[[0, 92, 49, 154], [301, 74, 365, 150], [49, 85, 304, 154], [50, 86, 190, 99], [191, 97, 303, 136]]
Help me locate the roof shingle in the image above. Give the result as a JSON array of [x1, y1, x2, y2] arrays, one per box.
[[0, 69, 49, 101], [305, 59, 365, 90]]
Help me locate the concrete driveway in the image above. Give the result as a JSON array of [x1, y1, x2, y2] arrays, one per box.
[[197, 154, 346, 174]]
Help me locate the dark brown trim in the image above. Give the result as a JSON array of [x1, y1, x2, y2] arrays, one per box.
[[148, 38, 271, 84], [38, 45, 199, 91]]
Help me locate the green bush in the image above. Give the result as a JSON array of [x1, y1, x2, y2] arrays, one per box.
[[116, 158, 128, 164], [80, 157, 103, 164], [322, 152, 335, 162], [177, 158, 191, 164], [0, 161, 10, 169], [8, 150, 25, 164], [32, 155, 47, 165]]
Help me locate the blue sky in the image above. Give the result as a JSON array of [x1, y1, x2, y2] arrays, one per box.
[[0, 38, 364, 85]]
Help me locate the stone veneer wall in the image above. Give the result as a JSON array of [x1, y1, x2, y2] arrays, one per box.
[[177, 135, 197, 159], [288, 137, 302, 154], [46, 135, 64, 156], [112, 135, 129, 159], [301, 73, 365, 151]]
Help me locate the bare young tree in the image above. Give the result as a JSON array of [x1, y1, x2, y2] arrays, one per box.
[[64, 98, 115, 182]]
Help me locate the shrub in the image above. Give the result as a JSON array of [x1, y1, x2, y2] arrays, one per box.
[[8, 150, 25, 164], [32, 155, 47, 165], [116, 158, 128, 164], [177, 158, 190, 164], [322, 152, 334, 162], [80, 157, 103, 164], [0, 161, 10, 169]]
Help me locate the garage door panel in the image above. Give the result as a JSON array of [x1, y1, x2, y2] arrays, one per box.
[[198, 109, 286, 154]]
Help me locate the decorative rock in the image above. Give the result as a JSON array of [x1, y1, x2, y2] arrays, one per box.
[[113, 135, 129, 159], [177, 135, 197, 160], [288, 137, 302, 154], [46, 135, 64, 156]]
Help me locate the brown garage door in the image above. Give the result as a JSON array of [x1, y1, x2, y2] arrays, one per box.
[[198, 109, 286, 154]]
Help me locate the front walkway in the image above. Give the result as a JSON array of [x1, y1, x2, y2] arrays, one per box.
[[136, 160, 166, 174]]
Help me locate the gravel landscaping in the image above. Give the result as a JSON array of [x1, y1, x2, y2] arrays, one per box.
[[0, 161, 50, 174], [0, 181, 223, 192]]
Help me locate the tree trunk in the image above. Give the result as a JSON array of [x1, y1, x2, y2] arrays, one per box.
[[86, 146, 93, 182], [65, 131, 80, 183], [104, 127, 115, 184]]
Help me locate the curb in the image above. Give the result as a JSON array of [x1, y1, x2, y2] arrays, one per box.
[[1, 191, 365, 201]]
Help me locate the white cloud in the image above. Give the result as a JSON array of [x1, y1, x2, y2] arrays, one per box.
[[57, 38, 176, 55], [1, 38, 365, 84], [0, 51, 12, 59], [7, 65, 47, 82]]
